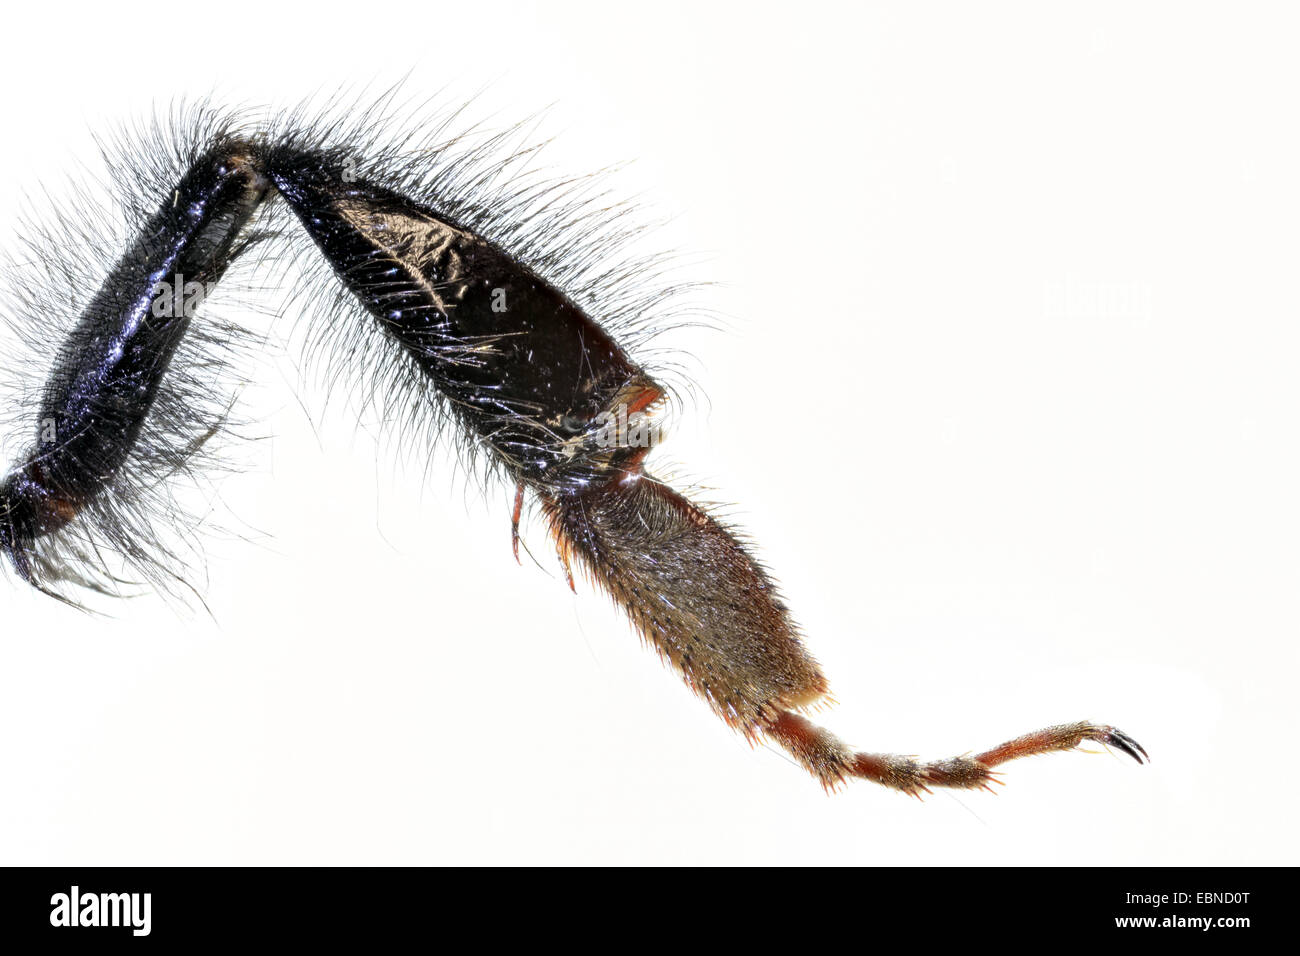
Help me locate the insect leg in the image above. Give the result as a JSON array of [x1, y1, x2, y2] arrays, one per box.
[[765, 710, 1148, 796], [262, 147, 1147, 795], [0, 138, 268, 591], [546, 476, 1147, 794]]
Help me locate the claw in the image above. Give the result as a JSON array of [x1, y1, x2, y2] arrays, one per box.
[[1101, 727, 1149, 764]]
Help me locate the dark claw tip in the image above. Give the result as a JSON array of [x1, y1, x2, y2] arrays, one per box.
[[1105, 728, 1149, 764]]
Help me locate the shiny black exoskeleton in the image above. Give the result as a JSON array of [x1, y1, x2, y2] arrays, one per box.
[[267, 148, 659, 489]]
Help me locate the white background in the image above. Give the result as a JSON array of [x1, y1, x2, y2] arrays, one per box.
[[0, 2, 1295, 865]]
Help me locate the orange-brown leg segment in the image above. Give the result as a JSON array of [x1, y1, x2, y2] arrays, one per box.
[[511, 480, 525, 564], [556, 539, 576, 593], [764, 710, 1147, 797], [542, 475, 1148, 797]]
